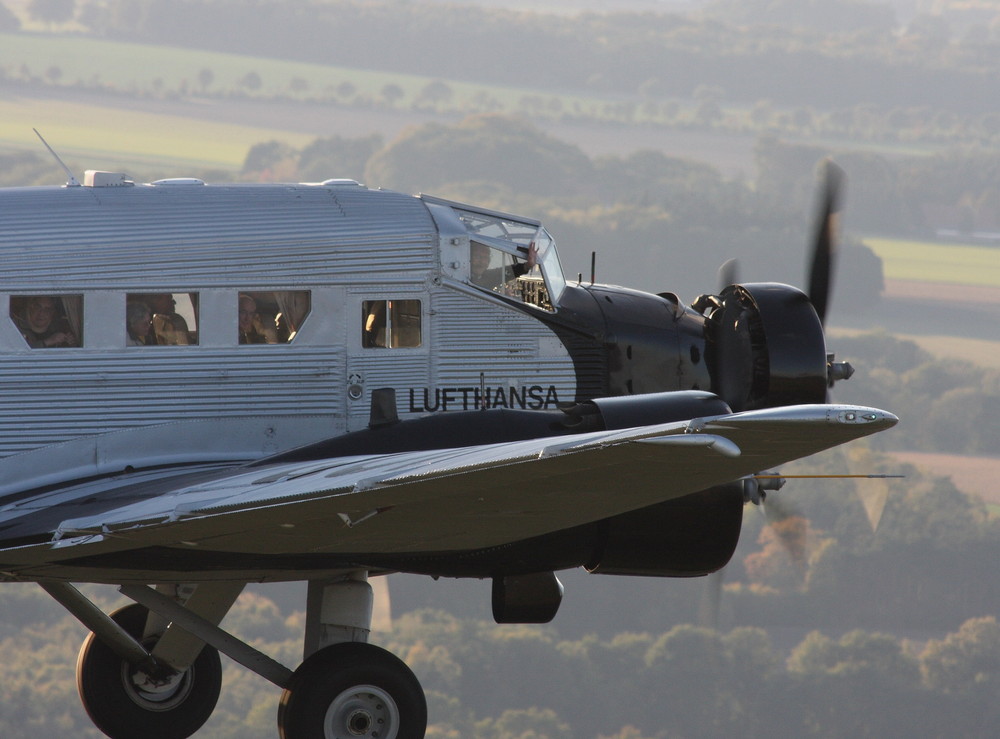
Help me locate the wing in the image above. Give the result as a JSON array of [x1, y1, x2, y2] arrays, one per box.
[[0, 404, 896, 581]]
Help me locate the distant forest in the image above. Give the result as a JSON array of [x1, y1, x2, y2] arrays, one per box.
[[60, 0, 1000, 114], [3, 0, 1000, 148]]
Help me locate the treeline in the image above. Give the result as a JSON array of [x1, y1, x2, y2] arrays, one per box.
[[6, 2, 1000, 146], [1, 569, 998, 737], [832, 333, 1000, 456], [42, 0, 1000, 119], [391, 611, 1000, 738]]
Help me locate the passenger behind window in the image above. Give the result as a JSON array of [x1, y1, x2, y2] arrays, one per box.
[[238, 294, 277, 345], [125, 302, 153, 346], [12, 296, 78, 348], [147, 293, 192, 345]]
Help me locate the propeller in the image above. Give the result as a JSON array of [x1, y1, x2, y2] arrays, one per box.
[[806, 159, 845, 326], [702, 158, 852, 412], [717, 257, 739, 293], [698, 568, 725, 630]]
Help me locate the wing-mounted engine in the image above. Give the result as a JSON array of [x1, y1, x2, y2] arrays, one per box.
[[585, 482, 744, 578], [689, 160, 855, 412], [702, 282, 828, 412]]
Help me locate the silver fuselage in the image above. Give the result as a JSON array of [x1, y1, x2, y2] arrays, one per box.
[[0, 177, 578, 495]]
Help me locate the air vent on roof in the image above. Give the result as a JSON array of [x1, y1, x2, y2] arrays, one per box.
[[152, 178, 207, 186], [84, 171, 134, 188], [319, 179, 362, 187]]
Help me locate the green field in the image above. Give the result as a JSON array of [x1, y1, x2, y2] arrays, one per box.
[[0, 96, 319, 171], [0, 31, 625, 172], [863, 236, 1000, 287], [0, 32, 455, 101], [0, 32, 609, 116]]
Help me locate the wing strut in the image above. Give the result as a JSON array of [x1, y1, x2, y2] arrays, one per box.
[[121, 584, 294, 688], [39, 581, 152, 666]]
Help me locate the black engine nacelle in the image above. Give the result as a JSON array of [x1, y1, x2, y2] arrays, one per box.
[[585, 482, 745, 578], [705, 283, 828, 412]]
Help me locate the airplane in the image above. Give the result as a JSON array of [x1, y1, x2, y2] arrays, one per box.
[[0, 159, 896, 738]]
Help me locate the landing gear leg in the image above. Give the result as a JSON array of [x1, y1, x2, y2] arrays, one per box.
[[278, 573, 427, 739], [76, 603, 222, 739]]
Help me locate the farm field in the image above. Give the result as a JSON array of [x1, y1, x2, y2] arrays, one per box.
[[863, 236, 1000, 287], [0, 95, 317, 172], [0, 32, 493, 105]]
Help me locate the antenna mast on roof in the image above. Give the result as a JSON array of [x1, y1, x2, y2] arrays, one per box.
[[33, 128, 80, 187]]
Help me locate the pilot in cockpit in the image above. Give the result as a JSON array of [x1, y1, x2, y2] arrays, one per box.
[[470, 242, 537, 291]]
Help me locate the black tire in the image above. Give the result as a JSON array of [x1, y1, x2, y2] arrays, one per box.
[[278, 641, 427, 739], [76, 603, 223, 739]]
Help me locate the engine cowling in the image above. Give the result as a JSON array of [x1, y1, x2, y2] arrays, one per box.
[[707, 282, 828, 412], [584, 483, 744, 577]]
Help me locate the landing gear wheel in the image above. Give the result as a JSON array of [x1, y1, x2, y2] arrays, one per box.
[[76, 603, 223, 739], [278, 642, 427, 739]]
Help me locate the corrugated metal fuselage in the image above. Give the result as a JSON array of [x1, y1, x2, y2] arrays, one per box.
[[0, 181, 595, 493]]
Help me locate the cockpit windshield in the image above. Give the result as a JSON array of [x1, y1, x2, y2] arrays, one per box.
[[453, 207, 566, 310]]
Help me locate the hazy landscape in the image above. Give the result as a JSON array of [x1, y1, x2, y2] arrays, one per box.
[[1, 0, 999, 736]]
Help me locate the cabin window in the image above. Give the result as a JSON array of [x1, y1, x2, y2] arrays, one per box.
[[238, 291, 311, 344], [362, 299, 421, 348], [10, 295, 82, 348], [126, 293, 199, 346]]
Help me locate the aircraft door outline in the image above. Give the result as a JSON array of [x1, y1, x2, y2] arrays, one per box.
[[346, 289, 431, 431]]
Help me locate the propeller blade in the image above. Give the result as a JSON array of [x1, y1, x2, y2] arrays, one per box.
[[807, 159, 845, 325], [717, 258, 739, 292], [855, 484, 890, 533], [698, 568, 725, 630], [371, 575, 393, 632]]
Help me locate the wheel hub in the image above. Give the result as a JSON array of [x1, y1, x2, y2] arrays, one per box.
[[347, 708, 373, 733], [123, 664, 194, 711], [325, 684, 399, 739]]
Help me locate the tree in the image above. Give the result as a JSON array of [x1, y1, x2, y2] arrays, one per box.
[[380, 83, 404, 107], [197, 67, 214, 92], [297, 134, 383, 183], [416, 80, 453, 108], [363, 115, 593, 198], [787, 629, 925, 736], [240, 71, 262, 93], [241, 140, 296, 179], [921, 617, 1000, 697]]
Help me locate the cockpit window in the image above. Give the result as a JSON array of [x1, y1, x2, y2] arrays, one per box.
[[456, 210, 539, 245], [10, 295, 82, 348], [455, 207, 564, 310]]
